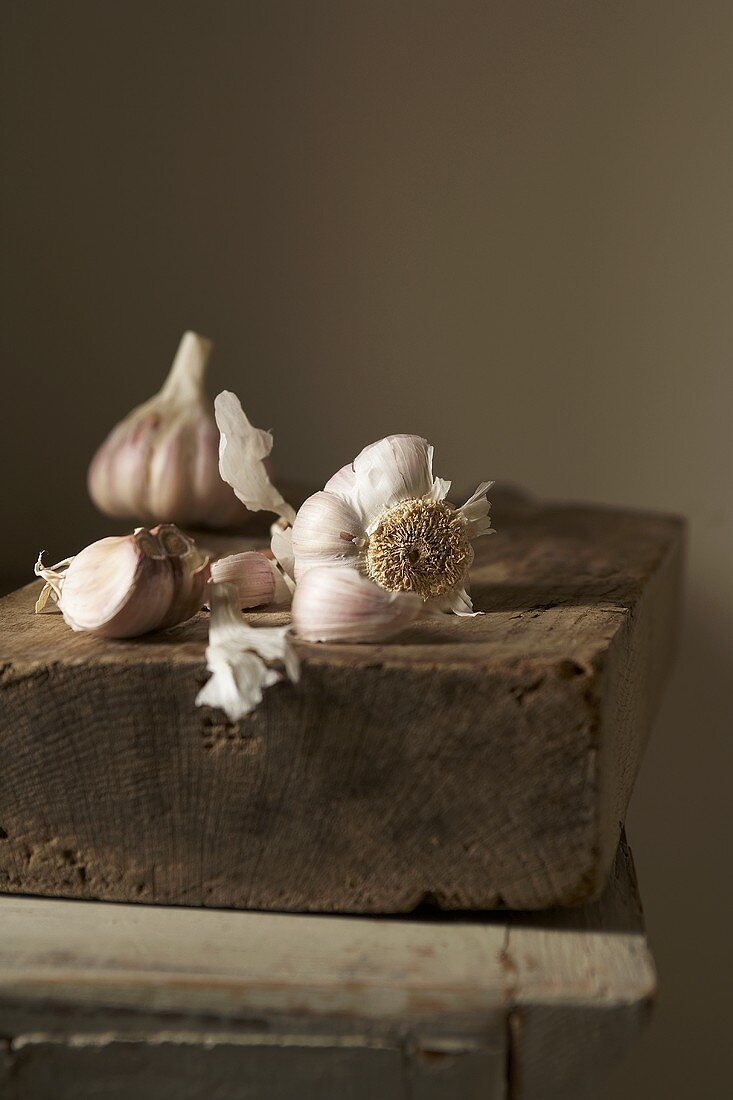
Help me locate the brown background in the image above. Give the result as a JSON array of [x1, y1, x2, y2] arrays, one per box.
[[1, 2, 731, 1095]]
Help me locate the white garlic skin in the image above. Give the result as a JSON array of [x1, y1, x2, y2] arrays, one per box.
[[291, 566, 422, 643], [290, 490, 361, 582], [196, 581, 299, 720], [47, 525, 210, 638], [88, 332, 245, 529]]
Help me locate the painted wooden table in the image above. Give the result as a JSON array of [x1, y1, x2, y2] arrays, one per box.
[[0, 839, 654, 1099]]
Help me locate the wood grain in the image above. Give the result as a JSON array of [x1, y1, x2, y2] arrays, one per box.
[[0, 839, 655, 1099], [0, 489, 684, 911]]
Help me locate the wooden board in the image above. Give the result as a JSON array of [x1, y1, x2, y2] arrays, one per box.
[[0, 489, 684, 912], [0, 839, 654, 1100]]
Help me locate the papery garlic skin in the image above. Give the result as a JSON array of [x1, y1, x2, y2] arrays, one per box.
[[268, 517, 297, 605], [151, 524, 211, 629], [291, 566, 422, 643], [88, 332, 245, 529], [34, 525, 210, 639], [196, 581, 299, 720], [291, 435, 494, 616], [270, 518, 296, 584], [215, 391, 296, 525]]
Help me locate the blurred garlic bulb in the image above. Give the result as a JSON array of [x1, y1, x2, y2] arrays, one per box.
[[88, 332, 245, 529], [210, 550, 291, 609], [291, 566, 422, 642], [34, 524, 210, 639]]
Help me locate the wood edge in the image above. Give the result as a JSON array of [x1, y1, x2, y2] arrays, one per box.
[[504, 841, 657, 1098], [591, 524, 686, 899]]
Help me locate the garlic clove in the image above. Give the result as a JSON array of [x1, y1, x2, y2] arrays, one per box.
[[210, 552, 276, 609], [196, 581, 299, 720], [34, 525, 211, 639], [290, 491, 363, 582], [215, 391, 296, 524], [209, 545, 295, 609], [150, 523, 211, 628], [352, 434, 436, 528], [88, 332, 246, 529], [291, 566, 422, 643], [48, 531, 175, 637], [323, 462, 357, 498], [89, 415, 160, 519], [144, 422, 194, 524]]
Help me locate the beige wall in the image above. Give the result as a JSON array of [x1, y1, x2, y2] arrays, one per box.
[[2, 3, 732, 1094]]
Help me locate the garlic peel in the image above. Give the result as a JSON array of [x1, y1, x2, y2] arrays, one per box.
[[88, 332, 245, 529], [215, 391, 296, 525], [270, 518, 296, 585], [196, 581, 299, 720], [431, 583, 482, 618], [196, 646, 281, 720], [291, 566, 422, 643], [458, 481, 496, 539], [34, 554, 74, 613]]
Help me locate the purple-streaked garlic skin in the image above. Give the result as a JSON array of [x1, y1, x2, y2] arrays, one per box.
[[58, 532, 173, 637], [55, 526, 210, 639], [88, 332, 246, 530], [291, 566, 422, 643], [210, 551, 276, 610], [150, 524, 211, 629], [192, 416, 245, 525]]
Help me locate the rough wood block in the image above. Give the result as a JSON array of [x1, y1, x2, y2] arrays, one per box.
[[0, 840, 655, 1100], [0, 490, 684, 912]]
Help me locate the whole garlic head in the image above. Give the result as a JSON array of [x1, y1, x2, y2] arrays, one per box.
[[88, 332, 245, 529]]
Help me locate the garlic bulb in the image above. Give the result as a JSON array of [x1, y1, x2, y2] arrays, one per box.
[[88, 332, 245, 529], [34, 524, 210, 638], [291, 566, 422, 642], [291, 434, 494, 616]]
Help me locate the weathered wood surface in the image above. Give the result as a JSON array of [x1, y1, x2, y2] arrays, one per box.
[[0, 839, 654, 1100], [0, 489, 684, 911]]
